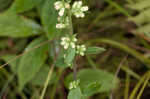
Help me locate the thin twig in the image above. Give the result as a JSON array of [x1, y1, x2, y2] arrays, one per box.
[[0, 40, 52, 69], [39, 40, 59, 99], [73, 57, 78, 80], [39, 64, 54, 99], [110, 55, 128, 99]]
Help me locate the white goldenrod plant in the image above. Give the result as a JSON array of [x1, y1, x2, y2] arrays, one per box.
[[53, 0, 106, 99]]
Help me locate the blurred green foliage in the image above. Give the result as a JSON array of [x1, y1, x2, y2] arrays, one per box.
[[0, 0, 150, 99]]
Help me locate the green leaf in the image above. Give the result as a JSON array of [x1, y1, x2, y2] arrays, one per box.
[[82, 82, 101, 98], [135, 24, 150, 33], [128, 0, 150, 37], [0, 0, 12, 11], [18, 36, 49, 89], [31, 65, 57, 85], [40, 0, 59, 40], [68, 87, 82, 99], [0, 12, 42, 38], [85, 47, 106, 55], [128, 0, 150, 11], [65, 69, 118, 97], [55, 58, 67, 68], [1, 54, 19, 73], [9, 0, 42, 13], [129, 9, 150, 25], [65, 48, 76, 64], [55, 48, 67, 68], [55, 48, 76, 68]]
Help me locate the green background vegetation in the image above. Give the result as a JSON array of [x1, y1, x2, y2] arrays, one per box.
[[0, 0, 150, 99]]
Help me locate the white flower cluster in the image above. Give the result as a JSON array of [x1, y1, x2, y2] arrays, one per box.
[[54, 1, 70, 16], [60, 35, 77, 49], [69, 80, 80, 90], [54, 1, 70, 29], [71, 1, 88, 18], [54, 1, 88, 29], [60, 35, 86, 56], [76, 45, 86, 56], [56, 17, 69, 29]]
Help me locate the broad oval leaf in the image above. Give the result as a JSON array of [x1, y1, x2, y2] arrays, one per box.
[[31, 65, 58, 85], [18, 36, 49, 89], [1, 54, 19, 73], [0, 12, 42, 38], [40, 0, 59, 40], [10, 0, 42, 13], [82, 81, 101, 98], [65, 69, 118, 97], [68, 87, 82, 99]]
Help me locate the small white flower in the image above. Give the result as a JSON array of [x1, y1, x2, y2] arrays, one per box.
[[78, 1, 82, 5], [73, 38, 77, 42], [71, 1, 88, 18], [60, 35, 78, 49], [81, 6, 88, 11], [61, 37, 66, 41], [57, 17, 61, 21], [54, 1, 63, 10], [76, 44, 86, 56], [65, 17, 69, 26], [81, 45, 85, 48], [66, 37, 70, 41], [69, 80, 80, 90], [56, 17, 69, 29], [70, 42, 75, 48], [60, 36, 70, 49], [80, 52, 84, 56], [60, 41, 65, 45], [74, 12, 85, 18], [65, 3, 70, 9], [69, 83, 74, 90], [59, 8, 65, 16], [64, 54, 66, 58], [80, 13, 85, 18], [68, 63, 71, 66], [56, 23, 65, 29], [64, 44, 69, 49], [73, 1, 82, 8], [75, 14, 80, 18]]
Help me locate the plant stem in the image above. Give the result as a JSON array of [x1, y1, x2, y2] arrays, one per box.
[[73, 58, 77, 80], [136, 72, 150, 99], [129, 72, 149, 99], [68, 10, 73, 34], [110, 56, 128, 99], [87, 38, 150, 69], [50, 68, 64, 99], [68, 9, 77, 80], [0, 40, 52, 69], [124, 73, 130, 99], [39, 64, 54, 99]]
